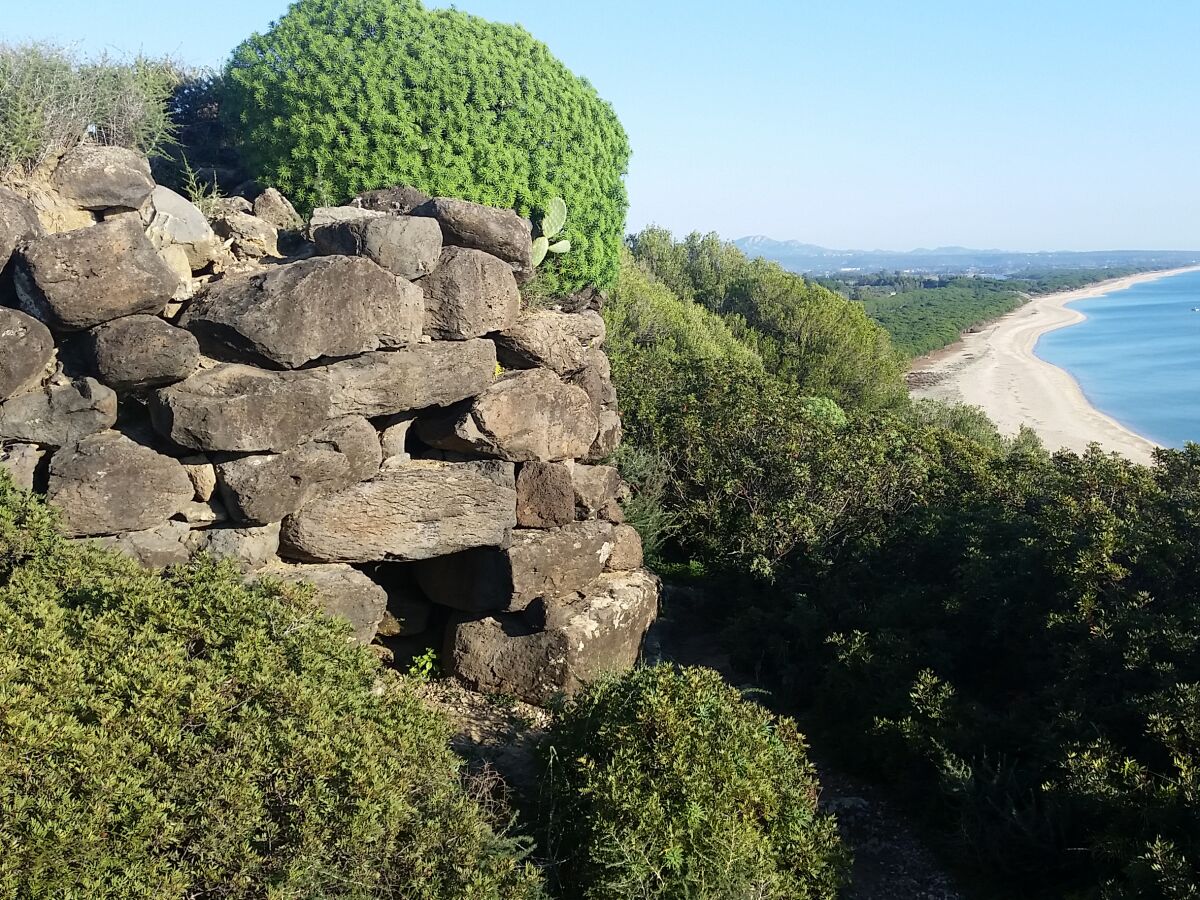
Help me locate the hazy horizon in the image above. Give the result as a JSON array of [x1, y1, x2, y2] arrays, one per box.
[[8, 0, 1199, 251]]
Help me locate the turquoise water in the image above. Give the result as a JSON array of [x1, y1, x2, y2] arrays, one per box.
[[1035, 269, 1200, 448]]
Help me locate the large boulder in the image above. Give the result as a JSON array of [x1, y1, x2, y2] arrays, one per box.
[[420, 246, 520, 340], [180, 256, 423, 368], [446, 569, 660, 704], [352, 186, 430, 215], [313, 215, 442, 280], [13, 217, 177, 330], [309, 205, 383, 234], [188, 522, 281, 573], [320, 339, 497, 418], [150, 364, 332, 453], [0, 377, 116, 447], [414, 521, 615, 613], [0, 308, 54, 400], [515, 461, 575, 528], [216, 416, 381, 525], [607, 524, 644, 571], [416, 368, 598, 462], [280, 459, 516, 563], [260, 562, 387, 644], [572, 464, 626, 521], [412, 197, 534, 282], [50, 145, 154, 211], [146, 186, 218, 271], [91, 520, 194, 569], [81, 315, 200, 390], [47, 431, 194, 536], [212, 211, 278, 259], [495, 310, 606, 375], [0, 188, 44, 269], [252, 188, 303, 231]]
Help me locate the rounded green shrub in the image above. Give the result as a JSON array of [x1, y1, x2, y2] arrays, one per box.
[[541, 664, 847, 899], [222, 0, 630, 293], [0, 472, 544, 899]]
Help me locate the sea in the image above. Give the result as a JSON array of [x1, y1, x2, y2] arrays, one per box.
[[1035, 268, 1200, 448]]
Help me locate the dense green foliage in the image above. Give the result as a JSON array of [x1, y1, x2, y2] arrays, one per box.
[[223, 0, 630, 292], [0, 43, 179, 179], [0, 473, 543, 899], [628, 228, 907, 410], [606, 247, 1200, 896], [541, 665, 846, 899], [817, 268, 1155, 357]]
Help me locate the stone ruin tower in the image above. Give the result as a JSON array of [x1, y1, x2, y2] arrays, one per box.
[[0, 144, 658, 704]]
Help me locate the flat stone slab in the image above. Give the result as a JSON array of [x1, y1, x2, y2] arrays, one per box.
[[280, 459, 516, 563]]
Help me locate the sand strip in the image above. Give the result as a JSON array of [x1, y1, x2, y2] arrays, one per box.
[[908, 266, 1200, 464]]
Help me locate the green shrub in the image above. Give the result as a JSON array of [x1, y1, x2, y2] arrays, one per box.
[[223, 0, 630, 293], [540, 664, 847, 899], [0, 472, 544, 899], [0, 43, 179, 179]]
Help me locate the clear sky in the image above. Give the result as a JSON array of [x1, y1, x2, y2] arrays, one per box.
[[7, 0, 1199, 250]]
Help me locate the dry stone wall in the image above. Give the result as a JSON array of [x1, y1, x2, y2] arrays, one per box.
[[0, 143, 657, 704]]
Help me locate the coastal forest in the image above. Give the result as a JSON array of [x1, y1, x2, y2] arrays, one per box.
[[1, 2, 1198, 899]]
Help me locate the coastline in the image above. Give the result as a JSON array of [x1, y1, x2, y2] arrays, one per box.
[[908, 266, 1200, 464]]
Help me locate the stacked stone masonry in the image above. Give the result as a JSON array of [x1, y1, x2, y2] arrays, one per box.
[[0, 144, 657, 704]]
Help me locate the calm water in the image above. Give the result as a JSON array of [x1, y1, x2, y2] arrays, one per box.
[[1035, 269, 1200, 447]]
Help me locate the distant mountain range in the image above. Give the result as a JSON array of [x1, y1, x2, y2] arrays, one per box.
[[733, 236, 1200, 276]]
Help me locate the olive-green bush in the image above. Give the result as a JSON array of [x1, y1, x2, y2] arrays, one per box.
[[223, 0, 630, 293], [541, 664, 847, 899], [0, 472, 544, 899]]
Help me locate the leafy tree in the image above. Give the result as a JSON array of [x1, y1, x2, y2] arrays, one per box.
[[223, 0, 630, 293]]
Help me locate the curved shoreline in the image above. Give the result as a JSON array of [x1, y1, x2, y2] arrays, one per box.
[[908, 266, 1200, 464]]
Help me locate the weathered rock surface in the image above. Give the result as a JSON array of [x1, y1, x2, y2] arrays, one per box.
[[181, 454, 216, 501], [412, 197, 534, 281], [146, 186, 217, 270], [212, 211, 278, 259], [572, 464, 626, 521], [416, 368, 598, 462], [50, 145, 154, 211], [495, 310, 606, 375], [352, 186, 430, 215], [91, 520, 193, 568], [181, 256, 423, 368], [216, 416, 381, 524], [321, 339, 496, 418], [47, 431, 194, 536], [0, 377, 116, 446], [0, 308, 54, 400], [446, 569, 660, 703], [590, 408, 623, 462], [607, 524, 644, 571], [415, 521, 615, 612], [150, 364, 332, 452], [0, 188, 44, 268], [82, 315, 200, 390], [313, 215, 442, 280], [261, 562, 387, 644], [281, 459, 516, 563], [252, 188, 303, 231], [569, 346, 619, 410], [309, 205, 383, 234], [379, 415, 414, 463], [515, 461, 575, 528], [0, 442, 45, 491], [420, 246, 520, 340], [14, 217, 177, 330], [189, 522, 281, 573]]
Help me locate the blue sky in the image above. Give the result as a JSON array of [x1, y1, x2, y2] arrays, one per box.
[[7, 1, 1199, 250]]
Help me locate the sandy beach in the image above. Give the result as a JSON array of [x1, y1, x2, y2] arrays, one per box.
[[908, 266, 1200, 464]]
